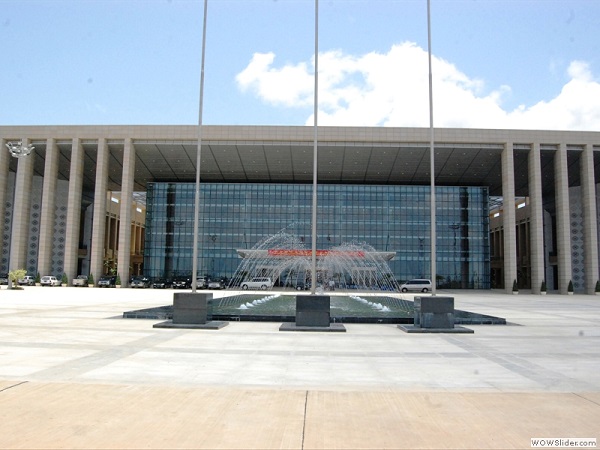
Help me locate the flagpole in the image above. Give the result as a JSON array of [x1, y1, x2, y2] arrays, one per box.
[[310, 0, 319, 295], [427, 0, 436, 295], [192, 0, 208, 293]]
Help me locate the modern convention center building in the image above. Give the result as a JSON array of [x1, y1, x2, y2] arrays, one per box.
[[1, 125, 599, 294]]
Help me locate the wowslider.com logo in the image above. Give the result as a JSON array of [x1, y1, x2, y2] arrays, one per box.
[[531, 438, 596, 448]]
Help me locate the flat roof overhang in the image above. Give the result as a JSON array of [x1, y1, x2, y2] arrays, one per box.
[[4, 125, 600, 206]]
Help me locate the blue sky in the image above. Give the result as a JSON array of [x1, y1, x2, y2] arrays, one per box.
[[1, 0, 599, 130]]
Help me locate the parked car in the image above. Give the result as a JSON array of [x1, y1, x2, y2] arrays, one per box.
[[40, 275, 61, 287], [294, 281, 308, 291], [130, 276, 151, 288], [0, 274, 8, 285], [72, 275, 89, 287], [241, 277, 273, 290], [196, 277, 207, 289], [97, 275, 117, 288], [208, 279, 223, 290], [172, 277, 191, 289], [18, 275, 35, 286], [152, 278, 172, 289], [400, 279, 432, 293]]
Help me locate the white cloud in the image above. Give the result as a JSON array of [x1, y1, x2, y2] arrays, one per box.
[[236, 43, 600, 131], [236, 52, 313, 107]]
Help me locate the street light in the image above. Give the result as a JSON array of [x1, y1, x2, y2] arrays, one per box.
[[6, 141, 35, 158]]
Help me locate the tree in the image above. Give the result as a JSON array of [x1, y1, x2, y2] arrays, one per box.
[[8, 269, 27, 289]]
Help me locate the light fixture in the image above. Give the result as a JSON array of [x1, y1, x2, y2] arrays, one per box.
[[5, 141, 35, 158]]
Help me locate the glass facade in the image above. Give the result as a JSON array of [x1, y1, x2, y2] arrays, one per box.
[[144, 182, 490, 288]]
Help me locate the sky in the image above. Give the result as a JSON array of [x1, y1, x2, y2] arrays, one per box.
[[1, 0, 600, 131]]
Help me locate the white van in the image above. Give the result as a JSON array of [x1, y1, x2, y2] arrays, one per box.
[[400, 279, 432, 293]]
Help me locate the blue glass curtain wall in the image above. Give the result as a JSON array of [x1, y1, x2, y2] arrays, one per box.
[[143, 182, 490, 288]]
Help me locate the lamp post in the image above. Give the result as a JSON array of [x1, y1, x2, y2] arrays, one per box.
[[191, 0, 208, 293], [427, 0, 436, 296], [310, 0, 319, 295]]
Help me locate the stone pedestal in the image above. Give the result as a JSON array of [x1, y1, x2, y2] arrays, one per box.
[[399, 296, 473, 333], [154, 292, 228, 329], [280, 295, 345, 332]]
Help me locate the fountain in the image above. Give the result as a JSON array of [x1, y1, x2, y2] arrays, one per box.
[[126, 230, 505, 328], [229, 231, 400, 292], [228, 230, 400, 331]]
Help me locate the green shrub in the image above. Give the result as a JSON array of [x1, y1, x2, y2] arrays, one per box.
[[568, 280, 573, 292], [512, 279, 518, 292]]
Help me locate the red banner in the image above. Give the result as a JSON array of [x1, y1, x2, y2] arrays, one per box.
[[267, 249, 365, 258]]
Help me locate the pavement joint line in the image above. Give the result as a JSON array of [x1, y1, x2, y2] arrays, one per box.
[[28, 329, 189, 380], [0, 380, 28, 393], [441, 335, 599, 391], [301, 390, 308, 450], [573, 392, 600, 407]]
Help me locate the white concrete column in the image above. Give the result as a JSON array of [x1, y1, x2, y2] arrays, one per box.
[[117, 138, 135, 286], [38, 138, 59, 275], [90, 138, 109, 283], [9, 138, 35, 271], [580, 144, 599, 294], [0, 138, 9, 263], [130, 223, 137, 254], [528, 143, 545, 293], [554, 143, 572, 294], [63, 138, 85, 283], [502, 142, 517, 293], [110, 215, 118, 260]]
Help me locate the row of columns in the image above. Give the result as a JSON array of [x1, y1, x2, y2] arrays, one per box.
[[2, 137, 598, 292], [502, 143, 599, 294], [1, 137, 136, 287]]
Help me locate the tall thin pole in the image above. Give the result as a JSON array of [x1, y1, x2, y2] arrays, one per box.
[[427, 0, 436, 295], [192, 0, 208, 293], [310, 0, 319, 295]]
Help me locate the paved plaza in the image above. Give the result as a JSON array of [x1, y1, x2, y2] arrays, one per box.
[[0, 286, 598, 449]]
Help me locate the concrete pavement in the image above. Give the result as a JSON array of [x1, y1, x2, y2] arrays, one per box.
[[0, 286, 598, 449]]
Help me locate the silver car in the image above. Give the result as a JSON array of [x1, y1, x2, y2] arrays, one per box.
[[18, 275, 35, 286], [72, 275, 89, 287], [208, 279, 223, 289], [40, 276, 61, 287], [130, 277, 151, 288]]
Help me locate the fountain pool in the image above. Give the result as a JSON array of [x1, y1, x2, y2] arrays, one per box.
[[124, 294, 506, 325]]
